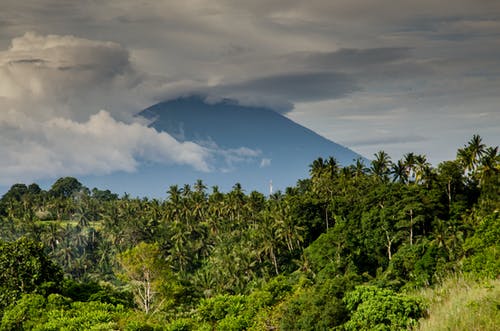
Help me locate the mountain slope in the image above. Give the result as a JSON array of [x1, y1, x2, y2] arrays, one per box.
[[135, 96, 364, 192], [140, 97, 358, 163], [69, 96, 364, 197]]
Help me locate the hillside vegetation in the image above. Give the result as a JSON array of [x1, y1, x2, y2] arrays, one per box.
[[415, 276, 500, 331], [0, 134, 498, 330]]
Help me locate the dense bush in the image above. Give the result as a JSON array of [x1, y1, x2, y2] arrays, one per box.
[[343, 285, 425, 331], [0, 135, 498, 329]]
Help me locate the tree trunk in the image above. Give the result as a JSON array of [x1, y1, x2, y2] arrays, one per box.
[[325, 207, 329, 231], [271, 247, 279, 275], [385, 230, 392, 260], [409, 209, 413, 246], [447, 180, 452, 213]]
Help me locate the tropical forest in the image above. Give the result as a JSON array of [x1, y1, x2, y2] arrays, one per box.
[[0, 134, 499, 330]]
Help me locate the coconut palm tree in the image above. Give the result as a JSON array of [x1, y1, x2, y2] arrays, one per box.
[[414, 154, 431, 184], [309, 157, 326, 180], [371, 151, 392, 181], [477, 146, 500, 186], [457, 134, 486, 174], [325, 156, 339, 180], [392, 159, 408, 183], [468, 134, 486, 167]]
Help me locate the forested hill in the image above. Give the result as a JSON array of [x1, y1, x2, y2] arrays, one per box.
[[0, 135, 499, 330]]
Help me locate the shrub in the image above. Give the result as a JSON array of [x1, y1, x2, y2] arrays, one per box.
[[343, 285, 425, 331]]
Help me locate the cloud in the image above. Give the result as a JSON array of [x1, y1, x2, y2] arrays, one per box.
[[346, 135, 429, 148], [288, 47, 412, 69], [0, 109, 211, 185], [214, 72, 359, 112], [0, 32, 268, 187], [0, 32, 143, 122], [197, 140, 262, 172], [260, 158, 272, 168], [0, 1, 499, 171]]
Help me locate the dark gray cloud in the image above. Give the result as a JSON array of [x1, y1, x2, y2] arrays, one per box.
[[289, 47, 412, 69], [347, 135, 429, 148], [0, 0, 499, 170], [0, 33, 219, 184], [220, 72, 359, 105]]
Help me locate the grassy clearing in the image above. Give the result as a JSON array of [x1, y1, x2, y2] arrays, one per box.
[[36, 220, 102, 230], [415, 275, 500, 331]]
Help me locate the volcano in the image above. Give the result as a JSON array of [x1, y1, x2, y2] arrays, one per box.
[[80, 96, 365, 197]]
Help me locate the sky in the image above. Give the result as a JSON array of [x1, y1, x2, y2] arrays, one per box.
[[1, 0, 499, 188]]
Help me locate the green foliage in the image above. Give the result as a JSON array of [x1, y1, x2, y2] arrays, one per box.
[[384, 241, 448, 289], [0, 184, 29, 203], [0, 293, 124, 331], [0, 237, 62, 309], [164, 318, 195, 331], [0, 135, 498, 330], [197, 294, 250, 330], [61, 279, 134, 308], [280, 275, 355, 330], [343, 285, 425, 331], [416, 276, 500, 331], [0, 294, 46, 331], [117, 242, 171, 314], [49, 177, 83, 198], [463, 212, 500, 278], [193, 276, 293, 330]]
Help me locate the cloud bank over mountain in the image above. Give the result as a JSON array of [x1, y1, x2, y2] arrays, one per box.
[[0, 1, 499, 188], [0, 110, 211, 184], [0, 33, 215, 185]]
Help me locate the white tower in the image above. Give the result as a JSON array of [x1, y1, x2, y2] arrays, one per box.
[[269, 180, 273, 195]]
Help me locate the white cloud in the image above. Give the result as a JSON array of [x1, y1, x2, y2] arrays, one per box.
[[199, 141, 262, 172], [0, 1, 499, 180], [260, 158, 272, 168], [0, 32, 267, 187], [0, 32, 218, 186], [0, 32, 143, 122], [0, 109, 211, 185]]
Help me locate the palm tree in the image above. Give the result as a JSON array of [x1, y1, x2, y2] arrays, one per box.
[[258, 212, 280, 275], [325, 156, 339, 180], [181, 184, 192, 199], [403, 152, 421, 182], [371, 151, 392, 181], [468, 134, 486, 167], [414, 154, 431, 184], [194, 179, 207, 195], [457, 134, 486, 174], [477, 146, 500, 186], [392, 159, 408, 183], [73, 205, 91, 228], [353, 158, 369, 178], [457, 147, 473, 174], [309, 157, 326, 180], [41, 222, 64, 254]]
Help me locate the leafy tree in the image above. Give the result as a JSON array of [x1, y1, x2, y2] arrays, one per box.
[[0, 237, 62, 309], [280, 276, 354, 330], [343, 285, 424, 330], [437, 160, 467, 216], [117, 242, 170, 314], [0, 293, 46, 330], [463, 212, 500, 278], [49, 177, 84, 198], [1, 293, 124, 331], [0, 184, 28, 203]]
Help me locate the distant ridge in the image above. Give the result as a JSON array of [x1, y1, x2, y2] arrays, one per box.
[[140, 96, 362, 161], [129, 96, 365, 194], [0, 96, 365, 198]]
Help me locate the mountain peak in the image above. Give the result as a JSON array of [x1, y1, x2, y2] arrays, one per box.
[[79, 96, 364, 197]]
